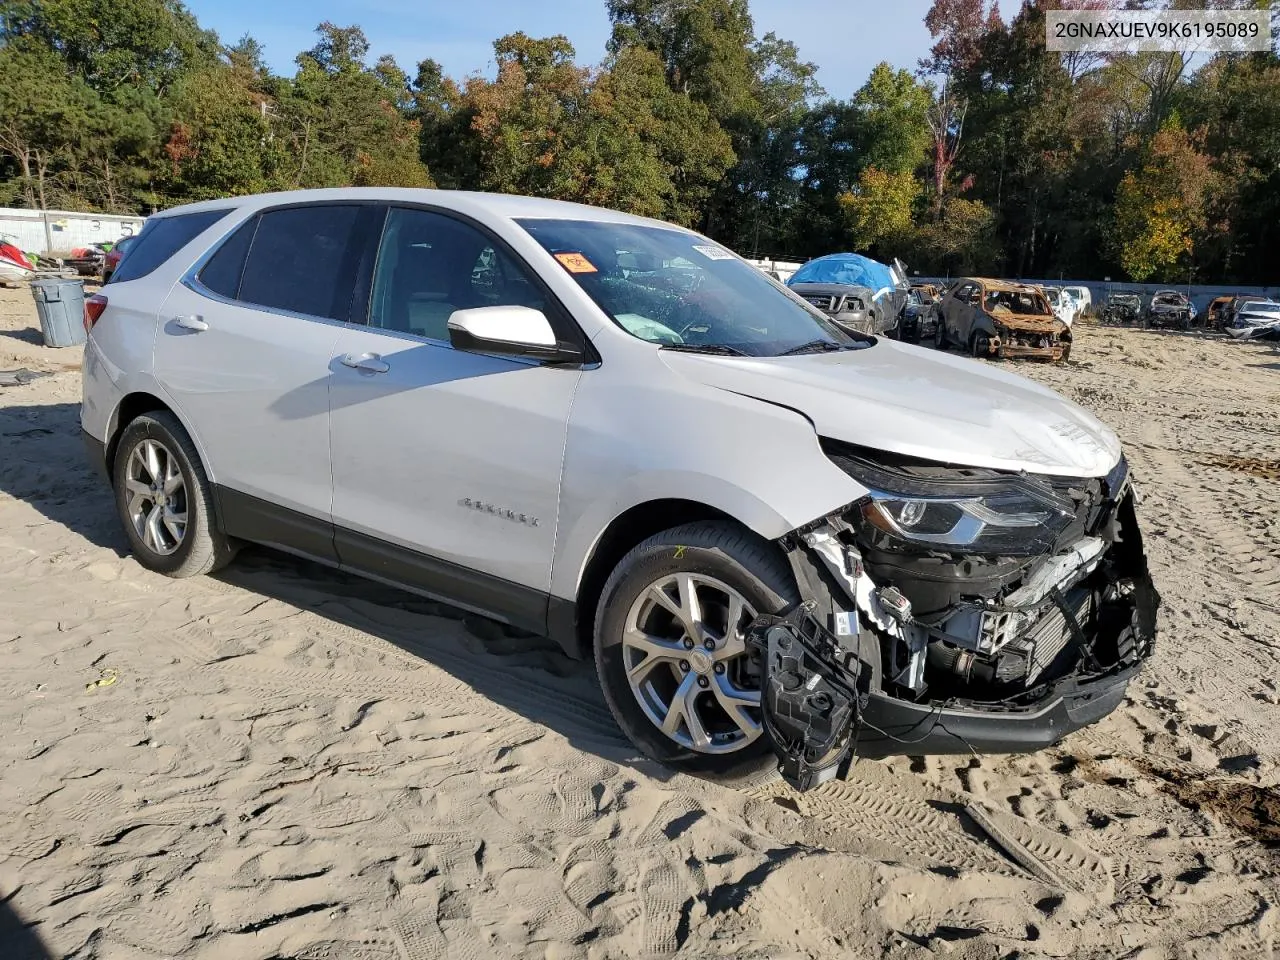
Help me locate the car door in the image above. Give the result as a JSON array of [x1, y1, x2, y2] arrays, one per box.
[[153, 202, 383, 560], [327, 205, 584, 632], [943, 283, 975, 344]]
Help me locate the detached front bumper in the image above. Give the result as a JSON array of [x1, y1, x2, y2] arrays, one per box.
[[852, 664, 1137, 758], [750, 477, 1157, 791]]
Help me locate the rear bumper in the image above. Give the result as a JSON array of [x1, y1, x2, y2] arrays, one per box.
[[82, 428, 108, 480], [853, 664, 1137, 758]]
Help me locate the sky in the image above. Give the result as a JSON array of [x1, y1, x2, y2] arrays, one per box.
[[186, 0, 936, 100]]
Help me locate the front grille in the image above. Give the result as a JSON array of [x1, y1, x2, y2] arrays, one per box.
[[803, 295, 834, 311]]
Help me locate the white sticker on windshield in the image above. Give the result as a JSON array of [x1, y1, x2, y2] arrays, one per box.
[[692, 244, 733, 261]]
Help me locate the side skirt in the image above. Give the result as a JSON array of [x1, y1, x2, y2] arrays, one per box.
[[214, 485, 579, 652]]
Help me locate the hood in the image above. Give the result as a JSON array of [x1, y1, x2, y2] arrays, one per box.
[[661, 341, 1122, 478], [988, 309, 1064, 334]]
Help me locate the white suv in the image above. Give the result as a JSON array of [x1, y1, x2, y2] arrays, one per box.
[[81, 189, 1158, 790]]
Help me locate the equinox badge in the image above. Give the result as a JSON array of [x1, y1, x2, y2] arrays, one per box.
[[459, 498, 540, 527]]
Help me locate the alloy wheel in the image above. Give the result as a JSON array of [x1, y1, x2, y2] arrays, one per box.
[[622, 573, 762, 754], [124, 439, 188, 556]]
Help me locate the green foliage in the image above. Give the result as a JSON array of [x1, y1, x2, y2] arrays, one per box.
[[1113, 126, 1214, 282], [0, 0, 1276, 282], [839, 167, 920, 252]]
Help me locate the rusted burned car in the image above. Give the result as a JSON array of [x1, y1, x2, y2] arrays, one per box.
[[1205, 295, 1236, 330], [937, 278, 1071, 362], [1102, 293, 1141, 325], [1142, 290, 1194, 330]]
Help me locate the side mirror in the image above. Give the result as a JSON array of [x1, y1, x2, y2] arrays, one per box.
[[447, 305, 583, 362]]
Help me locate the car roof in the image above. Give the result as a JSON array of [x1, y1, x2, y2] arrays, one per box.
[[148, 188, 685, 231], [960, 277, 1044, 294]]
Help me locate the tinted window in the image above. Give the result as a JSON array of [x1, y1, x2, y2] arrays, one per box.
[[238, 206, 362, 321], [369, 208, 545, 341], [109, 210, 230, 284], [197, 216, 258, 299]]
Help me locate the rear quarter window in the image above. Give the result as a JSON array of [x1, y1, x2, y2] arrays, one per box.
[[108, 209, 231, 284]]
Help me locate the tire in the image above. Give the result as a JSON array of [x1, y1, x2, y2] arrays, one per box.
[[970, 331, 990, 358], [112, 411, 235, 578], [594, 521, 798, 783], [933, 316, 946, 350]]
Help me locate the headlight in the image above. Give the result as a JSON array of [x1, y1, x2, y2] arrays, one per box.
[[825, 445, 1079, 555], [861, 488, 1073, 554]]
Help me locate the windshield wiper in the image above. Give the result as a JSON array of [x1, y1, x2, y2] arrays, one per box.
[[779, 339, 853, 356], [660, 343, 748, 356]]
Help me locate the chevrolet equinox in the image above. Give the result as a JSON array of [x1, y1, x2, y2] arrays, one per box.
[[81, 189, 1159, 790]]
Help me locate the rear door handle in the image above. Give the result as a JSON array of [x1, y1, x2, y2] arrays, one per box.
[[339, 353, 390, 374], [173, 315, 208, 332]]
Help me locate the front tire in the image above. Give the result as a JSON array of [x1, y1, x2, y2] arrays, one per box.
[[594, 522, 798, 782], [112, 411, 235, 578], [933, 316, 946, 349]]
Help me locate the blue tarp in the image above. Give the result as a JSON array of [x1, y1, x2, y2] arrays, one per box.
[[787, 253, 898, 298]]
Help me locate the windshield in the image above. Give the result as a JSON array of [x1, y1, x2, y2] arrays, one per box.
[[985, 289, 1051, 316], [1239, 301, 1278, 313], [517, 219, 865, 357]]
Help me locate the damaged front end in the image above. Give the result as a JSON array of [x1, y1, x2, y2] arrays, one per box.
[[747, 441, 1159, 791], [984, 314, 1071, 361]]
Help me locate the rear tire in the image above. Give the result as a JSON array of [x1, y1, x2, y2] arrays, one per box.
[[594, 521, 798, 784], [112, 411, 235, 578]]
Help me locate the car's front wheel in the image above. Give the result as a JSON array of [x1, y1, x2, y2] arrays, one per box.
[[594, 522, 798, 782], [112, 411, 235, 578], [933, 316, 947, 349]]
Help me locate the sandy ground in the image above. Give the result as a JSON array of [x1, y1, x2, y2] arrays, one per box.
[[0, 283, 1278, 960]]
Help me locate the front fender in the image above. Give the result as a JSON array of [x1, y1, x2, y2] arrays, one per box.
[[549, 374, 867, 601]]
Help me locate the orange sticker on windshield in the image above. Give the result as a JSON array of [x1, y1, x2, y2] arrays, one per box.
[[555, 252, 598, 274]]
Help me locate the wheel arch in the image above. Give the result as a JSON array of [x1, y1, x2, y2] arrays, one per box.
[[105, 391, 212, 487], [549, 498, 789, 660]]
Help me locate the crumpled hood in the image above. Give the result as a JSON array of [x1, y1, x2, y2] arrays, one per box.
[[990, 310, 1065, 334], [661, 341, 1123, 477]]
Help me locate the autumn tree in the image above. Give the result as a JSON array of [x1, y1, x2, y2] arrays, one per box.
[[1113, 126, 1216, 282], [282, 23, 431, 189]]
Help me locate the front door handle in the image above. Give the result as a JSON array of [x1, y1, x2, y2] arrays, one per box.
[[339, 353, 390, 374], [173, 315, 208, 332]]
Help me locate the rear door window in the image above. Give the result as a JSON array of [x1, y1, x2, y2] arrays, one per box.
[[108, 209, 231, 284], [236, 205, 367, 322]]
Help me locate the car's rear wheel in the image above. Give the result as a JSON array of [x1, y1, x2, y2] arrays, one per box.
[[112, 411, 235, 578], [594, 521, 797, 782]]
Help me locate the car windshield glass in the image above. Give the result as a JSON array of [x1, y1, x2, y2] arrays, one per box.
[[1239, 301, 1277, 313], [516, 218, 868, 357]]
